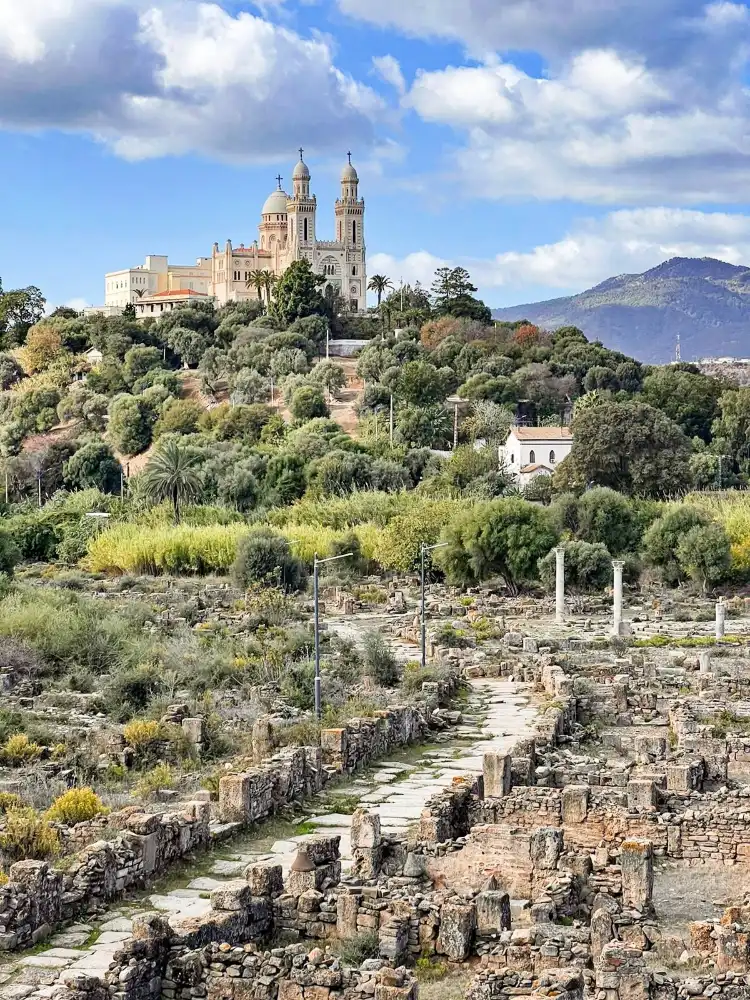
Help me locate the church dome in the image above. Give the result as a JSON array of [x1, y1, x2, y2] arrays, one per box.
[[341, 160, 358, 182], [293, 156, 310, 180], [262, 189, 288, 215]]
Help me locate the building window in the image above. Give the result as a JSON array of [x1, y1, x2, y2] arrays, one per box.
[[352, 266, 357, 276], [304, 217, 308, 242], [529, 450, 536, 464], [510, 454, 514, 465], [352, 220, 356, 243], [549, 450, 556, 464]]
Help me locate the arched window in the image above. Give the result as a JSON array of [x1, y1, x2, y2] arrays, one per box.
[[529, 449, 536, 464], [352, 265, 357, 276], [303, 217, 308, 242], [549, 450, 556, 464], [352, 220, 356, 243]]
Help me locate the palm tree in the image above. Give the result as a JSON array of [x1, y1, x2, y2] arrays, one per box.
[[141, 440, 203, 524], [368, 274, 393, 308], [132, 288, 147, 300], [247, 269, 266, 305], [260, 270, 277, 308]]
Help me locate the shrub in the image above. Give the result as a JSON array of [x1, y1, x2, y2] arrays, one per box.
[[290, 386, 329, 421], [401, 660, 448, 695], [338, 931, 380, 966], [64, 441, 122, 494], [0, 528, 20, 578], [232, 530, 308, 593], [676, 523, 731, 593], [0, 793, 24, 813], [361, 631, 399, 687], [123, 720, 164, 752], [135, 763, 176, 800], [539, 541, 612, 593], [0, 808, 60, 861], [46, 788, 109, 825], [576, 488, 639, 556], [2, 733, 43, 765], [153, 399, 203, 439], [643, 507, 711, 585]]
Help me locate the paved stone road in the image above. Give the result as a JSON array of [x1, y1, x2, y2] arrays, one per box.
[[0, 678, 536, 999]]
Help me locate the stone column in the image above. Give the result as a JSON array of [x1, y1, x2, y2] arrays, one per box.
[[716, 599, 726, 639], [612, 561, 624, 636], [698, 651, 711, 675], [555, 547, 565, 624]]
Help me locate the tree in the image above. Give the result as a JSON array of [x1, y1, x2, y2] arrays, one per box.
[[0, 353, 22, 390], [290, 386, 329, 421], [395, 404, 452, 448], [270, 259, 326, 327], [576, 487, 639, 556], [539, 541, 611, 593], [261, 270, 277, 308], [124, 346, 164, 384], [211, 404, 273, 444], [141, 439, 203, 523], [20, 324, 65, 373], [167, 327, 209, 367], [431, 267, 492, 324], [711, 388, 750, 470], [122, 303, 137, 320], [394, 360, 452, 406], [642, 368, 724, 442], [108, 394, 154, 456], [231, 530, 307, 593], [436, 498, 558, 595], [368, 275, 393, 308], [677, 523, 731, 594], [64, 442, 122, 494], [0, 286, 46, 344], [247, 269, 266, 304], [0, 528, 20, 579], [313, 450, 374, 495], [362, 631, 399, 686], [308, 361, 347, 400], [643, 507, 711, 585], [565, 400, 692, 498], [230, 369, 270, 406], [153, 399, 203, 438]]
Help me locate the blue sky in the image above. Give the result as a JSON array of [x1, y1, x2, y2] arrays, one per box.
[[2, 0, 750, 311]]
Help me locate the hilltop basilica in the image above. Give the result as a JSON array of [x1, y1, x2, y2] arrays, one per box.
[[101, 152, 367, 317]]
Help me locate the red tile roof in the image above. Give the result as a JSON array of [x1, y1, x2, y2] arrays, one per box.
[[143, 289, 208, 299]]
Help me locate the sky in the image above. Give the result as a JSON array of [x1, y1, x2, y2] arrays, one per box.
[[3, 0, 750, 311]]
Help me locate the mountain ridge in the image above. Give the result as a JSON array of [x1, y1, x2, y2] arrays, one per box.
[[493, 257, 750, 363]]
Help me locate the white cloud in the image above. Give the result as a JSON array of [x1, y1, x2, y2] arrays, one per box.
[[403, 45, 750, 204], [372, 209, 750, 301], [0, 0, 386, 161], [335, 0, 719, 63], [372, 55, 406, 94]]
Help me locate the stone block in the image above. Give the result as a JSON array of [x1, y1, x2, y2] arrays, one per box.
[[218, 772, 253, 823], [627, 779, 656, 813], [182, 717, 204, 745], [562, 785, 589, 825], [303, 836, 341, 866], [483, 752, 511, 798], [620, 839, 654, 912], [530, 827, 563, 870], [717, 924, 750, 972], [245, 862, 283, 898], [634, 735, 667, 764], [437, 902, 476, 961], [666, 760, 703, 793], [210, 880, 252, 911], [476, 891, 511, 935], [351, 810, 381, 850], [123, 831, 158, 875], [286, 861, 341, 897], [336, 893, 360, 940], [320, 729, 347, 771]]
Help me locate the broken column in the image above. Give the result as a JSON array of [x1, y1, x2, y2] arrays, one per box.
[[716, 599, 726, 639], [612, 560, 624, 636], [698, 651, 712, 675], [252, 716, 274, 763], [555, 546, 565, 624], [436, 901, 476, 961], [483, 752, 511, 798], [350, 808, 382, 879], [476, 876, 511, 936], [620, 839, 654, 912]]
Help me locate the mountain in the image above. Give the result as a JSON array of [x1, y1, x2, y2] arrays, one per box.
[[492, 257, 750, 363]]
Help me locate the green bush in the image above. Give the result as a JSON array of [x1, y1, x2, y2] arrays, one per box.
[[0, 528, 20, 578], [361, 631, 399, 687], [643, 507, 712, 585], [290, 386, 329, 421], [338, 931, 379, 966], [539, 541, 612, 593], [46, 788, 109, 825], [231, 530, 308, 593]]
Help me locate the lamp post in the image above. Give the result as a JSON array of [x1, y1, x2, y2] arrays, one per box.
[[421, 541, 449, 668], [313, 551, 353, 718]]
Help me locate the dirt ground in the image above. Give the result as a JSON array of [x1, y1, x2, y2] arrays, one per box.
[[652, 861, 750, 934]]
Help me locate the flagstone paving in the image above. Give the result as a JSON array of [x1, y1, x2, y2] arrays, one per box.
[[0, 678, 536, 1000]]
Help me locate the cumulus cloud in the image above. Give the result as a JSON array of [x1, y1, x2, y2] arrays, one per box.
[[0, 0, 385, 161], [371, 209, 750, 301], [372, 55, 406, 94], [404, 44, 750, 204], [336, 0, 719, 63]]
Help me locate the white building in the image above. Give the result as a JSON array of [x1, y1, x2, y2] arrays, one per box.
[[500, 427, 573, 486], [134, 288, 211, 317], [99, 151, 367, 316]]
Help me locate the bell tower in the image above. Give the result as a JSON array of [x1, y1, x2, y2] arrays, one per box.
[[335, 153, 366, 310], [287, 148, 316, 255]]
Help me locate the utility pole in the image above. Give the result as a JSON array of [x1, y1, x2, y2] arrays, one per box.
[[453, 403, 459, 450], [270, 377, 275, 405], [37, 470, 42, 509], [421, 542, 449, 668], [313, 551, 353, 718], [326, 326, 330, 361]]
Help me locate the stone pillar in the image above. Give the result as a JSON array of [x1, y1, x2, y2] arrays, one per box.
[[620, 839, 654, 912], [698, 651, 711, 675], [555, 547, 565, 624], [716, 599, 726, 639], [612, 560, 624, 636], [252, 716, 274, 764], [483, 752, 511, 798]]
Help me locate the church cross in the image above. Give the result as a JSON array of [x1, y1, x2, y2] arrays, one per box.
[[276, 174, 283, 190], [299, 147, 304, 160], [347, 151, 352, 164]]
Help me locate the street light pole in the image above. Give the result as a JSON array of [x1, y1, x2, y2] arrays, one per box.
[[313, 551, 353, 718], [421, 541, 449, 668]]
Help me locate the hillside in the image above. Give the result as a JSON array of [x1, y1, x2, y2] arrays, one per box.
[[493, 257, 750, 363]]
